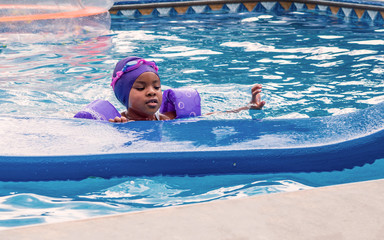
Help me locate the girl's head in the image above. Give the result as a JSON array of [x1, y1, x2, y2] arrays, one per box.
[[111, 56, 162, 116]]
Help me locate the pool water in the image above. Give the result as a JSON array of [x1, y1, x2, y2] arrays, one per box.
[[1, 10, 384, 229]]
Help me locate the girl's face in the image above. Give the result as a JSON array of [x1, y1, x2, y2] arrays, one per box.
[[128, 72, 162, 117]]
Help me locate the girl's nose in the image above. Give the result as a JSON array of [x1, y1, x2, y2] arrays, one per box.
[[146, 86, 156, 96]]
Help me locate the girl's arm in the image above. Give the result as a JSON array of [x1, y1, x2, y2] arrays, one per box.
[[205, 84, 265, 116]]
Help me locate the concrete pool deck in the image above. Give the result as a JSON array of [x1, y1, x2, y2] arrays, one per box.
[[1, 179, 384, 239]]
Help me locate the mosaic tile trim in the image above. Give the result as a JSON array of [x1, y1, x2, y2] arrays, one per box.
[[110, 0, 384, 24]]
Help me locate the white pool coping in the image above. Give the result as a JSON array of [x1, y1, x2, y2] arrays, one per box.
[[1, 178, 384, 239]]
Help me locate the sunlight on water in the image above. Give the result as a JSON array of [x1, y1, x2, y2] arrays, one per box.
[[0, 176, 312, 230]]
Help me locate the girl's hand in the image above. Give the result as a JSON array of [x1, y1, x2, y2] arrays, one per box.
[[109, 116, 128, 123], [249, 84, 265, 110]]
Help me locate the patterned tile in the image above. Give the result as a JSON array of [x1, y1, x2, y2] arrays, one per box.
[[111, 1, 384, 25], [243, 2, 258, 12], [191, 5, 206, 14], [157, 7, 172, 16], [226, 3, 241, 13]]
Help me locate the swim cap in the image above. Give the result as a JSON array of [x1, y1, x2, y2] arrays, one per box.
[[112, 56, 159, 108]]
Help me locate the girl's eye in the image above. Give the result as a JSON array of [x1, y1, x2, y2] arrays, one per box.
[[135, 87, 145, 91], [154, 86, 161, 90]]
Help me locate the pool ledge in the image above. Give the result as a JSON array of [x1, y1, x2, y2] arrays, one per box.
[[111, 0, 384, 24], [1, 179, 384, 239]]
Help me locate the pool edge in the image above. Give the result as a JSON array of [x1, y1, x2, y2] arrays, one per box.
[[1, 178, 384, 239], [110, 0, 384, 24]]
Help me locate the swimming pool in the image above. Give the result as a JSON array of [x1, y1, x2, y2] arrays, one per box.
[[1, 0, 384, 229]]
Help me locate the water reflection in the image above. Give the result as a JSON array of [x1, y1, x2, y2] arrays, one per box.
[[0, 36, 114, 118]]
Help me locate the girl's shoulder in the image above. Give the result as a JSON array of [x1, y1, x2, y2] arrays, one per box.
[[158, 111, 176, 120]]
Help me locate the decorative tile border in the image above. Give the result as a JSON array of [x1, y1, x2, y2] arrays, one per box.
[[110, 0, 384, 24]]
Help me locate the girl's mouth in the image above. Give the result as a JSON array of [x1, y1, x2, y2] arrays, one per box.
[[146, 99, 158, 107]]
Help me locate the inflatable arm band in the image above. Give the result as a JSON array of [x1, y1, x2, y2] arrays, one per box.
[[160, 88, 201, 119], [74, 88, 201, 120], [74, 99, 121, 121]]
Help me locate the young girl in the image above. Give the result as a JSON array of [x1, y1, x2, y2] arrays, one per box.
[[109, 56, 265, 122]]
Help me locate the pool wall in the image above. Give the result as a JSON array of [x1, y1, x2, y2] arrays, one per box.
[[110, 0, 384, 24]]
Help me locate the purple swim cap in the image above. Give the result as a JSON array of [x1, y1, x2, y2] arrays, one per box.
[[112, 56, 159, 107]]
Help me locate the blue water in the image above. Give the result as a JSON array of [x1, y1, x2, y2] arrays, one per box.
[[1, 10, 384, 229]]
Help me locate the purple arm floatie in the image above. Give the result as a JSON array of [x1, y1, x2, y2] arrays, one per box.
[[160, 88, 201, 119], [74, 99, 121, 121]]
